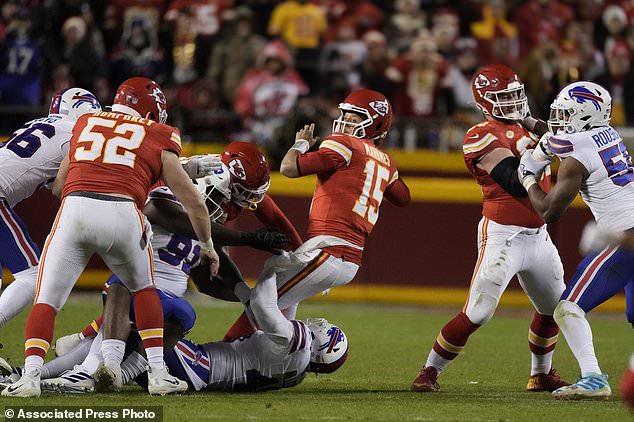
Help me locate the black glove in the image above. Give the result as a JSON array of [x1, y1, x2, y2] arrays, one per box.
[[241, 228, 289, 254]]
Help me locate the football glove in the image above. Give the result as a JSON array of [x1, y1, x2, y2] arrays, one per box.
[[241, 228, 289, 254], [181, 154, 223, 178], [531, 133, 555, 161], [518, 149, 552, 191]]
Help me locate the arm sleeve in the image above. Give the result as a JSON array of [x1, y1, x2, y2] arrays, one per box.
[[488, 156, 528, 198], [254, 195, 303, 249], [297, 147, 347, 175], [249, 267, 294, 346], [384, 178, 410, 206]]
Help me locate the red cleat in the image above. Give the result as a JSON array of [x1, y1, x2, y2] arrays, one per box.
[[526, 368, 570, 392], [620, 368, 634, 409], [411, 366, 440, 392]]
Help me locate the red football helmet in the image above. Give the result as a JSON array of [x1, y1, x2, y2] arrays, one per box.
[[471, 64, 528, 121], [332, 89, 392, 143], [221, 141, 270, 209], [113, 77, 168, 124]]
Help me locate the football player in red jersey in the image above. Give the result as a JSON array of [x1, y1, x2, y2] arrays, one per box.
[[410, 64, 569, 393], [3, 77, 220, 397], [236, 89, 410, 326]]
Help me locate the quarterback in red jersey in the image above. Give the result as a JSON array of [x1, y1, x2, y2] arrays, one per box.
[[411, 64, 569, 393], [3, 77, 219, 398], [247, 88, 411, 319]]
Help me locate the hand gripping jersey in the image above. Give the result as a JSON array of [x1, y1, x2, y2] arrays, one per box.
[[297, 133, 401, 264], [63, 111, 182, 208], [0, 115, 74, 207], [463, 120, 551, 228], [166, 320, 311, 392], [548, 126, 634, 231]]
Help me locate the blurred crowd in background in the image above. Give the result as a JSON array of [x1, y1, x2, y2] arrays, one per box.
[[1, 0, 634, 164]]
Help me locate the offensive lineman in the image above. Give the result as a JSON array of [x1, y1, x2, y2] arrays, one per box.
[[411, 64, 568, 393], [518, 81, 634, 399], [3, 77, 220, 397]]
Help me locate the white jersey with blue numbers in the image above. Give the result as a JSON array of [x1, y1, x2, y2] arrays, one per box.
[[548, 125, 634, 231], [0, 115, 74, 207], [169, 320, 311, 392], [147, 186, 201, 297]]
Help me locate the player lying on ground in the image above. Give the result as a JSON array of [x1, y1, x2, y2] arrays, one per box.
[[412, 64, 568, 393], [518, 80, 634, 400], [3, 77, 221, 398]]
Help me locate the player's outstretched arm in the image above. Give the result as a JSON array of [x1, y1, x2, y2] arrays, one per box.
[[143, 197, 195, 237], [523, 157, 586, 223], [385, 178, 411, 206], [477, 147, 528, 198], [160, 150, 219, 276], [52, 154, 71, 198], [254, 195, 303, 249], [280, 123, 321, 178]]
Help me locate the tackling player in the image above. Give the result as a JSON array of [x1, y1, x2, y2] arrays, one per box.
[[0, 89, 101, 328], [3, 77, 220, 397], [517, 81, 634, 400], [411, 64, 568, 393]]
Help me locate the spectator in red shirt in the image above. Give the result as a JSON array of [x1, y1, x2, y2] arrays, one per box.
[[513, 0, 573, 61], [319, 0, 384, 42]]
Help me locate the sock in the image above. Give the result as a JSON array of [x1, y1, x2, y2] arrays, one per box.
[[121, 351, 148, 384], [425, 312, 480, 374], [24, 303, 56, 374], [82, 331, 103, 374], [81, 316, 103, 339], [24, 356, 43, 377], [132, 288, 164, 369], [223, 311, 256, 341], [102, 339, 125, 366], [42, 337, 92, 378], [282, 303, 298, 320], [528, 312, 559, 376], [555, 301, 601, 376], [0, 267, 37, 328]]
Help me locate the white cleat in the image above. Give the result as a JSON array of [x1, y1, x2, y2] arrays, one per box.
[[1, 371, 41, 397], [41, 365, 95, 393], [54, 333, 83, 357], [94, 361, 123, 392], [552, 373, 611, 400], [147, 365, 188, 395]]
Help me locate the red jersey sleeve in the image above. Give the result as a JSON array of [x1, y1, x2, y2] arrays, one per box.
[[297, 135, 352, 175], [163, 126, 182, 156], [385, 177, 410, 207], [462, 122, 509, 175], [254, 195, 303, 249]]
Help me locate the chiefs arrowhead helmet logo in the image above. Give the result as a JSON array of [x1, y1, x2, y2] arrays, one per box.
[[474, 74, 490, 89], [369, 100, 389, 117], [228, 158, 247, 181], [150, 87, 166, 105]]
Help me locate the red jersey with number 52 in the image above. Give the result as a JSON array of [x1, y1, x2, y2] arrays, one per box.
[[463, 120, 550, 228], [63, 111, 182, 208], [297, 133, 408, 265]]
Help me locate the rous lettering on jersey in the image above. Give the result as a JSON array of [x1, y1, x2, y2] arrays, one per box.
[[62, 111, 182, 208], [463, 120, 549, 228]]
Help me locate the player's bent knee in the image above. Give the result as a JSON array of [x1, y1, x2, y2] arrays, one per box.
[[465, 293, 498, 325], [553, 300, 585, 325]]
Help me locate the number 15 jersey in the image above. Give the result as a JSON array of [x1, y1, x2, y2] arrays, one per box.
[[297, 133, 404, 265], [548, 125, 634, 231], [63, 111, 182, 208]]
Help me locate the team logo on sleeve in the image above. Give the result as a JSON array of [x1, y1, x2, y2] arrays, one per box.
[[228, 159, 247, 180], [568, 86, 603, 110], [369, 100, 389, 117]]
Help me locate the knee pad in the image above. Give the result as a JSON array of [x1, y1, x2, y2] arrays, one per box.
[[466, 292, 498, 325], [553, 300, 585, 325]]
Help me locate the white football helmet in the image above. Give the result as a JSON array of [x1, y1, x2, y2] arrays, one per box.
[[306, 318, 349, 374], [193, 163, 231, 222], [48, 87, 102, 121], [548, 81, 612, 135]]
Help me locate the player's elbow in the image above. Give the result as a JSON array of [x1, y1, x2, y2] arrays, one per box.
[[542, 208, 563, 224], [280, 161, 299, 178]]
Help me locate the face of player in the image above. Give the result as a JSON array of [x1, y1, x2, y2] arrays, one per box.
[[340, 112, 364, 135]]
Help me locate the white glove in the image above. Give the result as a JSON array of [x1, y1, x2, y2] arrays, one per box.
[[518, 149, 552, 191], [181, 154, 223, 178], [578, 221, 624, 255], [531, 133, 555, 161]]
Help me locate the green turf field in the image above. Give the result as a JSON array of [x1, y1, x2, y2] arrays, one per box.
[[0, 292, 632, 421]]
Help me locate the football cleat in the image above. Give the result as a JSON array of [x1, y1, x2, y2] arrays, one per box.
[[411, 366, 440, 392], [147, 365, 188, 395], [94, 362, 123, 392], [552, 373, 611, 400], [54, 333, 83, 357], [526, 368, 570, 392], [41, 365, 95, 393], [1, 371, 41, 397]]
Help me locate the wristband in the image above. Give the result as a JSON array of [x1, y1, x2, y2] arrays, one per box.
[[201, 238, 215, 251], [290, 139, 310, 154], [521, 175, 538, 191]]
